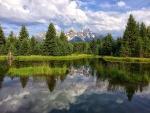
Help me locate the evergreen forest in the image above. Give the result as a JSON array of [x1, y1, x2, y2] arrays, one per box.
[[0, 14, 150, 57]]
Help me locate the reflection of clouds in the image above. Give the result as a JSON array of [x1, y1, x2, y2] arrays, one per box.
[[0, 75, 150, 113], [116, 99, 124, 104], [136, 84, 150, 99]]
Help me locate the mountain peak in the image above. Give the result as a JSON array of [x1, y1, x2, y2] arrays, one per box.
[[35, 28, 102, 42]]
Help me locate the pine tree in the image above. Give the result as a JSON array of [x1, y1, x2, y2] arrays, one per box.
[[14, 40, 21, 55], [43, 23, 56, 55], [140, 22, 147, 38], [102, 33, 113, 55], [147, 26, 150, 38], [30, 35, 37, 55], [33, 43, 42, 55], [8, 31, 16, 43], [20, 39, 31, 55], [60, 31, 68, 42], [135, 37, 143, 57], [123, 14, 139, 57], [90, 39, 97, 54], [119, 44, 126, 57], [19, 25, 29, 41], [0, 25, 5, 48]]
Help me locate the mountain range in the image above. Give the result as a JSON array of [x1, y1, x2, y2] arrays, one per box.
[[35, 28, 103, 42]]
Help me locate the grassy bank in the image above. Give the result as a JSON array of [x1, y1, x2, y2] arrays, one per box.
[[7, 66, 67, 76], [14, 54, 98, 61], [102, 56, 150, 63], [1, 54, 150, 63], [0, 56, 7, 61]]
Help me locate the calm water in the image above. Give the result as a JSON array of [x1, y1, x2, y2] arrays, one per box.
[[0, 59, 150, 113]]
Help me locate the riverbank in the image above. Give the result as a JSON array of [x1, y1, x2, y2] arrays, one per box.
[[6, 66, 67, 76], [1, 55, 150, 63], [102, 56, 150, 63], [0, 54, 99, 61]]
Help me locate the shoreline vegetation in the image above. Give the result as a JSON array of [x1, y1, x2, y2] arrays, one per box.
[[6, 66, 67, 76], [1, 54, 150, 63]]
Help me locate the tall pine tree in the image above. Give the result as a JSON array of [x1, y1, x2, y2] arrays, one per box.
[[43, 23, 56, 55], [0, 24, 5, 48], [123, 14, 139, 57], [19, 25, 29, 41]]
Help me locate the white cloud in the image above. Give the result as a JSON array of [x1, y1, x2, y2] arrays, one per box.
[[0, 0, 150, 37], [100, 1, 126, 8], [117, 1, 126, 7], [99, 3, 115, 8]]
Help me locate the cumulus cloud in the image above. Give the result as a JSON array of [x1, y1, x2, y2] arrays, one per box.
[[100, 1, 126, 8], [0, 0, 150, 37], [117, 1, 126, 7]]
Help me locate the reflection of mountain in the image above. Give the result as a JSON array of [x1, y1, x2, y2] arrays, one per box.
[[68, 66, 90, 78]]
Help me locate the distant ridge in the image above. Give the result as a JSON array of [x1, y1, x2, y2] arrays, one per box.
[[35, 28, 103, 42]]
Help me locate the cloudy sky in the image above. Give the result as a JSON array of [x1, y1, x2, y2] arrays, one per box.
[[0, 0, 150, 37]]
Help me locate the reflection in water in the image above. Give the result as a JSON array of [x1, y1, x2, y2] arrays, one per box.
[[20, 77, 29, 88], [0, 59, 150, 113]]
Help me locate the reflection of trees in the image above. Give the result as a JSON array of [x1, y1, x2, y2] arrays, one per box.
[[0, 75, 4, 90], [20, 77, 29, 88], [94, 60, 150, 101], [60, 73, 67, 83], [107, 80, 149, 101], [45, 76, 57, 92]]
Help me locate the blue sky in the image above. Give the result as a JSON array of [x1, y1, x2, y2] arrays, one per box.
[[0, 0, 150, 38]]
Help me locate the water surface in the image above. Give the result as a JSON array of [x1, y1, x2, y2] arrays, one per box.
[[0, 59, 150, 113]]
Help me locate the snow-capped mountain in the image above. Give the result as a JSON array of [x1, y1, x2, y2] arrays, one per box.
[[35, 28, 102, 42], [66, 27, 102, 42], [35, 31, 46, 42]]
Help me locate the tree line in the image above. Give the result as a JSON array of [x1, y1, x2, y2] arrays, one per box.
[[0, 14, 150, 57]]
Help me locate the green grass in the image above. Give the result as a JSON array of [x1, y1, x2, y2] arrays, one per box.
[[14, 54, 98, 61], [101, 56, 150, 63], [1, 54, 150, 63], [7, 66, 67, 76], [0, 56, 7, 61]]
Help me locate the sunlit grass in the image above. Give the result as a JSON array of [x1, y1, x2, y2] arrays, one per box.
[[102, 56, 150, 63], [14, 54, 98, 61], [0, 56, 7, 61], [7, 66, 67, 76]]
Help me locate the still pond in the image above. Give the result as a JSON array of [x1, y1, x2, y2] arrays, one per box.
[[0, 58, 150, 113]]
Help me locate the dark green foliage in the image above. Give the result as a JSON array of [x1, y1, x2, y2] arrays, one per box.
[[8, 31, 16, 43], [20, 39, 31, 56], [90, 39, 98, 54], [101, 33, 113, 55], [73, 42, 89, 54], [113, 37, 122, 56], [135, 37, 143, 57], [43, 23, 56, 55], [123, 14, 139, 57], [140, 22, 147, 38], [147, 26, 150, 38], [60, 31, 68, 42], [19, 25, 29, 41], [33, 43, 42, 55], [119, 44, 126, 57], [30, 35, 38, 55], [14, 40, 21, 55], [0, 25, 5, 48]]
